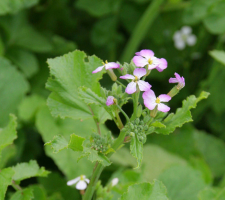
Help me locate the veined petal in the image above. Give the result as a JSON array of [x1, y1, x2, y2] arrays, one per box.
[[158, 103, 170, 112], [156, 58, 167, 72], [186, 34, 196, 46], [137, 80, 151, 91], [106, 96, 114, 106], [120, 74, 135, 80], [133, 68, 146, 78], [169, 78, 178, 83], [92, 66, 104, 73], [125, 82, 137, 94], [85, 178, 90, 184], [158, 94, 171, 102], [181, 26, 192, 35], [67, 177, 80, 186], [105, 62, 120, 70], [135, 49, 154, 59], [76, 180, 87, 190], [133, 56, 148, 67]]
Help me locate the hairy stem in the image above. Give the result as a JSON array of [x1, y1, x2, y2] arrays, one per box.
[[131, 91, 140, 121], [120, 0, 165, 62]]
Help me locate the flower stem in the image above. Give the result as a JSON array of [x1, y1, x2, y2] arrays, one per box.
[[120, 0, 165, 62], [116, 105, 130, 123], [115, 109, 124, 129], [116, 80, 126, 89], [131, 91, 140, 120]]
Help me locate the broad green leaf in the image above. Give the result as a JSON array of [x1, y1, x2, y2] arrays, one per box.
[[209, 50, 225, 66], [45, 134, 85, 153], [6, 48, 39, 78], [0, 35, 4, 56], [120, 180, 169, 200], [12, 160, 50, 181], [0, 114, 17, 153], [0, 145, 16, 169], [158, 165, 207, 200], [18, 94, 46, 122], [35, 106, 96, 178], [198, 187, 225, 200], [0, 168, 14, 200], [151, 121, 166, 128], [10, 188, 34, 200], [0, 57, 29, 126], [46, 50, 110, 123], [155, 91, 209, 135], [130, 134, 143, 169], [0, 0, 39, 15], [28, 185, 47, 200], [75, 0, 120, 17]]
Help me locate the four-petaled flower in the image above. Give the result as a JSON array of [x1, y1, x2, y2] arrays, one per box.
[[173, 26, 197, 50], [143, 90, 171, 112], [169, 72, 185, 89], [92, 61, 120, 73], [106, 96, 115, 106], [120, 68, 151, 94], [132, 49, 167, 72], [67, 175, 90, 190]]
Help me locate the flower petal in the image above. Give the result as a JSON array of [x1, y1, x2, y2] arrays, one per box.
[[142, 90, 157, 110], [135, 49, 154, 59], [92, 66, 104, 73], [120, 74, 135, 80], [106, 96, 114, 106], [158, 103, 170, 112], [133, 56, 148, 67], [186, 34, 196, 46], [111, 178, 119, 186], [156, 58, 167, 72], [125, 82, 137, 94], [174, 40, 185, 50], [173, 31, 182, 41], [174, 72, 181, 81], [67, 177, 80, 186], [158, 94, 171, 102], [181, 26, 192, 35], [85, 178, 90, 184], [105, 62, 120, 70], [133, 68, 146, 78], [137, 80, 151, 91], [169, 78, 178, 83], [76, 180, 87, 190]]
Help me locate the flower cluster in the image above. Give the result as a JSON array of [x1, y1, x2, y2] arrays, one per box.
[[92, 49, 185, 115]]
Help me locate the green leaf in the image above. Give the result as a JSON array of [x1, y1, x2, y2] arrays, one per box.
[[46, 50, 110, 123], [80, 147, 111, 166], [130, 134, 143, 169], [155, 91, 209, 135], [0, 168, 14, 200], [198, 187, 225, 200], [158, 165, 206, 200], [0, 114, 17, 153], [120, 180, 169, 200], [0, 57, 29, 126], [6, 48, 39, 78], [45, 134, 85, 153], [209, 50, 225, 66], [28, 185, 47, 200], [0, 0, 39, 15], [151, 121, 166, 128], [0, 145, 16, 169], [10, 188, 34, 200], [12, 160, 50, 181]]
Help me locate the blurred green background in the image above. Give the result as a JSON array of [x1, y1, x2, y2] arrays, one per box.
[[1, 0, 225, 199]]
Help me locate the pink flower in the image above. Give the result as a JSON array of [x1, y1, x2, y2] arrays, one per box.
[[92, 61, 120, 73], [142, 89, 171, 112], [132, 49, 167, 72], [120, 68, 151, 94], [106, 96, 115, 106], [169, 72, 185, 89]]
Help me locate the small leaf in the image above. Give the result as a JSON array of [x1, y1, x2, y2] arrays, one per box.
[[68, 134, 85, 152], [120, 180, 169, 200], [0, 168, 15, 200], [45, 135, 68, 153], [130, 134, 143, 169], [151, 121, 166, 128], [209, 50, 225, 66], [155, 91, 209, 135], [10, 188, 34, 200], [12, 160, 50, 181]]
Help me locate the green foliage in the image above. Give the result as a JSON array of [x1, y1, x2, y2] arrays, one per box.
[[120, 180, 169, 200], [10, 188, 34, 200], [0, 168, 14, 200], [12, 160, 50, 181], [155, 91, 209, 135], [209, 50, 225, 66]]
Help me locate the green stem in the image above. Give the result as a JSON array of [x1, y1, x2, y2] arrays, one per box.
[[160, 1, 190, 12], [115, 109, 124, 129], [131, 91, 140, 120], [116, 80, 126, 89], [120, 0, 165, 62], [116, 105, 130, 123]]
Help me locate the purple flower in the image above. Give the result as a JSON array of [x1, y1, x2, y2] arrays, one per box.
[[92, 61, 120, 73], [169, 72, 185, 89], [142, 89, 171, 112], [132, 49, 167, 72], [106, 96, 115, 106], [120, 68, 151, 94]]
